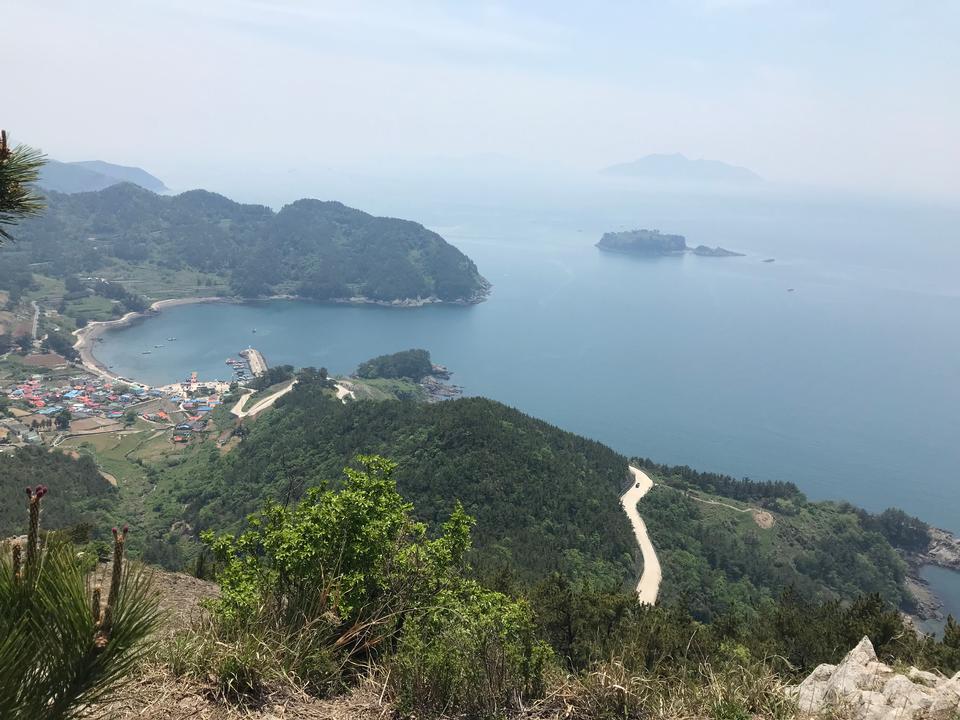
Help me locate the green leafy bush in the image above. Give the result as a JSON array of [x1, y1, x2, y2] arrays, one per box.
[[390, 580, 551, 718], [198, 455, 550, 711]]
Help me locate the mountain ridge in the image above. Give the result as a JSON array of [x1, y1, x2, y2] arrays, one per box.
[[601, 153, 762, 183]]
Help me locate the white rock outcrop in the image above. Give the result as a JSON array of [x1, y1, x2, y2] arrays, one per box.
[[790, 636, 960, 720]]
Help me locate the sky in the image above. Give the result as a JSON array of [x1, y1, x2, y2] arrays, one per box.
[[5, 0, 959, 202]]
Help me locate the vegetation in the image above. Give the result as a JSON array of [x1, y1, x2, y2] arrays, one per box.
[[0, 447, 117, 539], [185, 456, 548, 715], [147, 386, 922, 626], [0, 130, 46, 243], [159, 388, 638, 587], [5, 183, 489, 304], [0, 486, 161, 719], [633, 458, 917, 620], [155, 459, 960, 719], [356, 348, 433, 382]]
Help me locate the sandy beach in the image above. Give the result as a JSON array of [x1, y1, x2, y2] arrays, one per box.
[[72, 296, 229, 385]]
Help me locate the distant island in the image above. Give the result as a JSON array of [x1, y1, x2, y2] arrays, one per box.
[[596, 228, 744, 258], [600, 153, 762, 183]]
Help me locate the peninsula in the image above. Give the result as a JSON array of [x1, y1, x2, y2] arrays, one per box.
[[7, 183, 490, 309], [596, 228, 744, 257]]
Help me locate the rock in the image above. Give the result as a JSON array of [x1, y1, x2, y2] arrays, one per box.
[[795, 663, 835, 711], [788, 637, 957, 720], [928, 682, 960, 720], [845, 636, 878, 666], [907, 666, 940, 687], [882, 674, 932, 715]]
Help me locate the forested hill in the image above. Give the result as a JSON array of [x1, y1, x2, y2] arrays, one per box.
[[153, 378, 919, 619], [164, 388, 639, 588], [9, 183, 489, 303]]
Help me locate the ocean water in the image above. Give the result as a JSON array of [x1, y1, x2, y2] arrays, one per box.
[[96, 186, 960, 621]]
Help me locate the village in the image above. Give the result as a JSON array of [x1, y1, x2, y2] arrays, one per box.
[[0, 354, 250, 451]]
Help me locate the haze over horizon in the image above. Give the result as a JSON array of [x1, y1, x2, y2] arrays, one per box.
[[6, 1, 960, 205]]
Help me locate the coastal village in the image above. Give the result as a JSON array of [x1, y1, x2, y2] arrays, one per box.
[[0, 349, 256, 451]]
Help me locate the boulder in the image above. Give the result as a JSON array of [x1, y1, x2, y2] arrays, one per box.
[[907, 666, 940, 687], [788, 636, 958, 720]]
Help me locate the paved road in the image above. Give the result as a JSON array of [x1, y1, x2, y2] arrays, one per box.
[[621, 465, 662, 605]]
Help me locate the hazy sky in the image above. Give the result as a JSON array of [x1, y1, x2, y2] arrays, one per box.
[[6, 0, 959, 200]]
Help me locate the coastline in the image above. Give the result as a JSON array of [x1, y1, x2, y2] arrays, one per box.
[[72, 296, 230, 385], [71, 288, 490, 386], [904, 526, 960, 625]]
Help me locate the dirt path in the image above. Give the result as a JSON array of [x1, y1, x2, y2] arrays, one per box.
[[684, 491, 775, 529], [622, 465, 662, 605]]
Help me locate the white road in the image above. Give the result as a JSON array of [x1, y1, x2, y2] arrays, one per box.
[[230, 382, 296, 418], [230, 379, 354, 419], [621, 465, 662, 605]]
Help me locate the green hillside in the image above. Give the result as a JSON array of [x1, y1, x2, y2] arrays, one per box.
[[0, 446, 117, 538], [5, 183, 489, 304], [160, 384, 639, 587]]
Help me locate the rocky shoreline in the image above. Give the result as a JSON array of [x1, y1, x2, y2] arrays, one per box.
[[905, 527, 960, 623], [419, 364, 463, 402]]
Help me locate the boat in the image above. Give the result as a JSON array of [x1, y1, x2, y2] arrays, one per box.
[[167, 337, 177, 341], [252, 328, 257, 334], [141, 351, 151, 355]]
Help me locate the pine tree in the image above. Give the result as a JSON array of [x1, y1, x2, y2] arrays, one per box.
[[0, 130, 46, 243]]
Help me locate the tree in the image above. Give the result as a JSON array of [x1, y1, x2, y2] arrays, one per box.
[[0, 130, 46, 243], [54, 409, 72, 431], [15, 335, 33, 352]]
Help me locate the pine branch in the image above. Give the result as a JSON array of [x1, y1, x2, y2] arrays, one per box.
[[0, 130, 47, 243]]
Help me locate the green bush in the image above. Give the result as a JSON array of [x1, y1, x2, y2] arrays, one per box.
[[390, 581, 551, 718], [199, 456, 516, 705]]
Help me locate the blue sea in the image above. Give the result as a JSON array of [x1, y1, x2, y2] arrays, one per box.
[[96, 183, 960, 623]]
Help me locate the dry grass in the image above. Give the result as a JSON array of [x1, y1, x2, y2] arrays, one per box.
[[86, 666, 390, 719], [524, 660, 800, 720]]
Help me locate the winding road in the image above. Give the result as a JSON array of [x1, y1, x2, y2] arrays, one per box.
[[231, 379, 355, 419], [621, 465, 662, 605]]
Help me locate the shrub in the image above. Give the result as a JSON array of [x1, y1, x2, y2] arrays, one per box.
[[390, 580, 551, 718], [199, 456, 490, 701]]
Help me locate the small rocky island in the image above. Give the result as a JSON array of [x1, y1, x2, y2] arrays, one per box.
[[596, 228, 744, 258]]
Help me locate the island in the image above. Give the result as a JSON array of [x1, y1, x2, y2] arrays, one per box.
[[691, 244, 745, 257], [596, 228, 743, 258]]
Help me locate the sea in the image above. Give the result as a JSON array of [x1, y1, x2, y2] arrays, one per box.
[[95, 179, 960, 627]]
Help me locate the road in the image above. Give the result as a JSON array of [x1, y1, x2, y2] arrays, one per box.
[[30, 301, 39, 339], [231, 381, 296, 418], [621, 465, 662, 605]]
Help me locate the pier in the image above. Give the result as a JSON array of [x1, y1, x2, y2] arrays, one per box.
[[240, 347, 268, 377]]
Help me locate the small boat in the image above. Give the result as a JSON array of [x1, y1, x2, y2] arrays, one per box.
[[787, 288, 796, 293], [141, 351, 151, 355], [252, 329, 257, 334], [167, 337, 177, 341], [154, 344, 164, 348]]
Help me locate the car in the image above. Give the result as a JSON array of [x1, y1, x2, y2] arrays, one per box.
[[635, 482, 640, 488]]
